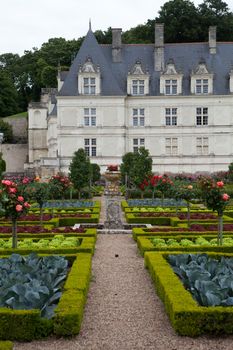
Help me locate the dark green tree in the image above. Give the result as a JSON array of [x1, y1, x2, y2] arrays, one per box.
[[91, 163, 101, 183], [0, 152, 6, 179], [69, 149, 92, 199], [0, 71, 19, 117], [120, 152, 135, 187]]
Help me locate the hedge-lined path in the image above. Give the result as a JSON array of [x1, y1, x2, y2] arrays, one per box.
[[15, 234, 233, 350]]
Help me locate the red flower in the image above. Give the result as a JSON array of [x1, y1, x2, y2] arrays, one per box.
[[17, 196, 24, 202], [2, 180, 12, 186], [24, 202, 31, 208], [222, 193, 230, 201], [217, 181, 224, 188], [16, 204, 23, 212], [9, 187, 17, 194]]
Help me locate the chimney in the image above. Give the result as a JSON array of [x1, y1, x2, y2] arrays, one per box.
[[112, 28, 122, 63], [154, 23, 164, 71], [209, 26, 217, 54]]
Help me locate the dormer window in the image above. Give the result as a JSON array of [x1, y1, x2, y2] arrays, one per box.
[[78, 57, 101, 95], [84, 77, 96, 95], [160, 60, 183, 95], [165, 79, 177, 95], [132, 80, 145, 95], [127, 60, 149, 96], [191, 61, 213, 95]]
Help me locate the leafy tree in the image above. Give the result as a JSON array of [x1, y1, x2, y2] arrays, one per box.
[[0, 152, 6, 179], [91, 163, 101, 183], [69, 149, 92, 199], [120, 152, 135, 187], [0, 118, 13, 143], [0, 71, 19, 117]]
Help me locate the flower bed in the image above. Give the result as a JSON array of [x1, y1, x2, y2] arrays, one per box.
[[134, 212, 217, 219], [125, 199, 187, 207], [31, 200, 99, 208], [0, 253, 92, 341], [145, 251, 233, 336]]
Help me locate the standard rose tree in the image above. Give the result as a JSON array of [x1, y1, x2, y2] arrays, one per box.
[[198, 177, 230, 245], [0, 179, 30, 248]]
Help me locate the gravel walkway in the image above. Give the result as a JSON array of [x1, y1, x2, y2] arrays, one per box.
[[15, 234, 233, 350]]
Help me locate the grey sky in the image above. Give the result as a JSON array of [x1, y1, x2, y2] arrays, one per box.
[[1, 0, 233, 55]]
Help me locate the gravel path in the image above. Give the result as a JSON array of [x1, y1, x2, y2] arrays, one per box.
[[15, 234, 233, 350]]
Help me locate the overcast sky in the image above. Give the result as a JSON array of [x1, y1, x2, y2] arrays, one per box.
[[1, 0, 233, 56]]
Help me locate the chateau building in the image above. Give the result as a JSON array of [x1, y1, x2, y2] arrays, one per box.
[[27, 23, 233, 175]]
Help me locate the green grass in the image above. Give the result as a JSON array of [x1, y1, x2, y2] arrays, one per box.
[[5, 112, 27, 119]]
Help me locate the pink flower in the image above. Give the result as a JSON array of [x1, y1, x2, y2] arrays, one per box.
[[187, 185, 193, 190], [22, 177, 29, 184], [217, 181, 224, 188], [24, 202, 30, 208], [2, 180, 12, 186], [17, 196, 24, 202], [9, 187, 17, 194], [16, 204, 23, 212], [222, 193, 230, 201]]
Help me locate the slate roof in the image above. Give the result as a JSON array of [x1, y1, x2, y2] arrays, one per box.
[[58, 28, 233, 97]]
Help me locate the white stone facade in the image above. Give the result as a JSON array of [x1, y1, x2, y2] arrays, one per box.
[[26, 24, 233, 175]]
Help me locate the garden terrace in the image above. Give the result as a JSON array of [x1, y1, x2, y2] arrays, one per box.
[[137, 235, 233, 256], [0, 253, 92, 341], [145, 251, 233, 336]]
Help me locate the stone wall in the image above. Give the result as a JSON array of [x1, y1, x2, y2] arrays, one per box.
[[1, 144, 28, 172], [4, 117, 28, 143]]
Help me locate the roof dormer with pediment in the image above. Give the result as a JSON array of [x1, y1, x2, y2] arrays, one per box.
[[160, 59, 183, 95], [191, 60, 214, 94], [127, 60, 150, 95], [78, 56, 101, 95]]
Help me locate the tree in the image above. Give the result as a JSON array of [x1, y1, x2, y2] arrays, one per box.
[[0, 119, 13, 143], [0, 71, 19, 117], [0, 152, 6, 179], [91, 163, 101, 183], [130, 148, 152, 198], [69, 149, 92, 199]]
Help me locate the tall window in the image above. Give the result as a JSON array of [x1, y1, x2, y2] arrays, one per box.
[[195, 79, 208, 94], [132, 80, 145, 95], [196, 107, 208, 125], [165, 108, 177, 126], [84, 77, 96, 95], [165, 138, 178, 155], [196, 137, 208, 155], [84, 108, 96, 126], [165, 79, 177, 95], [133, 108, 145, 126], [84, 138, 96, 156], [133, 138, 145, 152]]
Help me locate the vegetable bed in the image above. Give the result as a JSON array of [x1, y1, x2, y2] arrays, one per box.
[[0, 252, 92, 341], [145, 251, 233, 336]]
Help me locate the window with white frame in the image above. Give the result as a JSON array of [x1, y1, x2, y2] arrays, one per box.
[[165, 138, 178, 155], [165, 108, 177, 126], [133, 138, 145, 152], [83, 77, 96, 95], [165, 79, 177, 95], [196, 107, 208, 125], [133, 108, 145, 126], [132, 80, 145, 95], [84, 138, 96, 156], [196, 137, 209, 155], [84, 108, 96, 126], [195, 79, 208, 94]]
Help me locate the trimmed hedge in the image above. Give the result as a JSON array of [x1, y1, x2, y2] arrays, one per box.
[[0, 341, 13, 350], [0, 228, 97, 239], [137, 236, 233, 256], [0, 253, 92, 340], [145, 251, 233, 336], [0, 237, 96, 256]]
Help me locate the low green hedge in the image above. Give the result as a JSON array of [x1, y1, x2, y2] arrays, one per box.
[[0, 237, 96, 256], [0, 253, 92, 340], [125, 213, 171, 225], [0, 341, 13, 350], [59, 214, 99, 226], [145, 251, 233, 336], [0, 229, 97, 239], [137, 236, 233, 256], [170, 215, 233, 227], [132, 228, 233, 241]]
